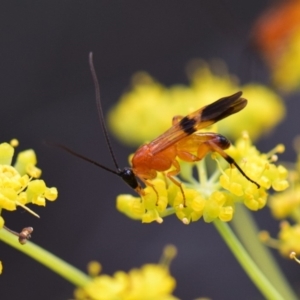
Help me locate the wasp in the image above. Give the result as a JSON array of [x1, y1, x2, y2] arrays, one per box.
[[57, 53, 259, 205]]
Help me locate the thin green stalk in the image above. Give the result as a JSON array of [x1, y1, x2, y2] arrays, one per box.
[[160, 207, 176, 217], [231, 205, 298, 300], [0, 228, 91, 287], [213, 219, 285, 300]]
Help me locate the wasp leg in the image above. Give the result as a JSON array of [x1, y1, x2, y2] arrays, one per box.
[[138, 177, 160, 205], [177, 150, 201, 162], [166, 159, 187, 206]]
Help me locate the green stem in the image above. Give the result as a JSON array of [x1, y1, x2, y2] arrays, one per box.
[[213, 219, 285, 300], [231, 205, 297, 300], [0, 228, 91, 287]]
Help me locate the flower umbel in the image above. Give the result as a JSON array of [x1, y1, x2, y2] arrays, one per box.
[[117, 133, 288, 224], [108, 63, 284, 145], [0, 140, 58, 219], [74, 245, 178, 300]]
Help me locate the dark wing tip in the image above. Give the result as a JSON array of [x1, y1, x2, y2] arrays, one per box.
[[201, 91, 247, 123], [233, 91, 243, 98]]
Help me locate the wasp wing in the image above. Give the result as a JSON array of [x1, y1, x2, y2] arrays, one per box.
[[149, 91, 247, 154]]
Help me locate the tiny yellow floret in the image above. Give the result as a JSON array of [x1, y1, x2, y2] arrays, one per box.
[[0, 143, 14, 165], [14, 149, 38, 177]]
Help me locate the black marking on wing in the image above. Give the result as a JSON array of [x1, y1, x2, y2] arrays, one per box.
[[149, 91, 246, 155], [179, 116, 197, 134]]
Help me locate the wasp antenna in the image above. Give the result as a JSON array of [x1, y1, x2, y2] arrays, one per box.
[[88, 52, 120, 171], [231, 160, 260, 189], [44, 141, 120, 176]]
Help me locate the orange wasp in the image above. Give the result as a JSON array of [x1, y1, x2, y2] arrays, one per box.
[[57, 53, 259, 204]]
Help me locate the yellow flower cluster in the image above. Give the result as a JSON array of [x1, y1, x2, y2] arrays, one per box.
[[117, 133, 288, 224], [278, 222, 300, 257], [108, 63, 285, 146], [0, 140, 58, 223], [263, 147, 300, 257], [260, 221, 300, 258], [269, 148, 300, 220], [74, 246, 178, 300]]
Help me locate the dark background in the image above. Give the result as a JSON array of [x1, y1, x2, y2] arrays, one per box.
[[1, 1, 299, 299]]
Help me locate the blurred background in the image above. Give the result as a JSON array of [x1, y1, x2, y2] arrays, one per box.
[[1, 1, 299, 299]]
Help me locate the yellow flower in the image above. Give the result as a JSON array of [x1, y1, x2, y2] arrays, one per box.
[[220, 134, 288, 210], [278, 222, 300, 257], [269, 187, 300, 220], [108, 63, 285, 146], [108, 72, 190, 146], [259, 140, 300, 259], [0, 261, 2, 274], [117, 133, 288, 224], [269, 146, 300, 220], [117, 176, 168, 224], [260, 222, 300, 258], [259, 221, 300, 258], [0, 140, 58, 219], [74, 246, 178, 300], [220, 85, 285, 141]]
